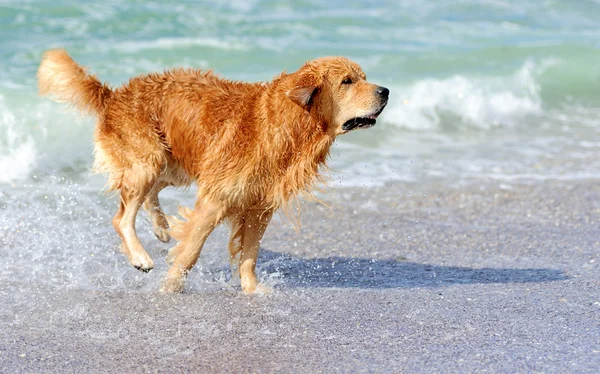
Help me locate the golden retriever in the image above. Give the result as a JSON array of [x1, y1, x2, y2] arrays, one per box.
[[37, 50, 389, 293]]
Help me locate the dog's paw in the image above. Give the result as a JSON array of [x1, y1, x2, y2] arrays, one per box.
[[153, 226, 171, 243], [165, 245, 183, 264], [241, 279, 272, 295], [159, 277, 185, 294], [254, 283, 273, 294], [129, 252, 154, 272]]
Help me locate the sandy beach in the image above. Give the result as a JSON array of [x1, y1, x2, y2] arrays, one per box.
[[1, 179, 598, 373]]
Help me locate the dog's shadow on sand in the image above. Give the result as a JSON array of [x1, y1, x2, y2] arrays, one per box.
[[257, 249, 568, 289]]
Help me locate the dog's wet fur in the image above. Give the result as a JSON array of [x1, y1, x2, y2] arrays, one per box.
[[37, 50, 389, 293]]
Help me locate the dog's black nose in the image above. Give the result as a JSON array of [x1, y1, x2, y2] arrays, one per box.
[[376, 86, 389, 99]]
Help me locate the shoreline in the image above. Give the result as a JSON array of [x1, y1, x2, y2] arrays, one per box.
[[0, 178, 599, 372]]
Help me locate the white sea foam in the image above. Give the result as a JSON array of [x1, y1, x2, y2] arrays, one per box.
[[110, 37, 249, 53], [0, 140, 36, 184], [380, 60, 555, 131], [0, 96, 37, 184], [0, 93, 97, 185]]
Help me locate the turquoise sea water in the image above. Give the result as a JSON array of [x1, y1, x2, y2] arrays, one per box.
[[1, 0, 600, 186]]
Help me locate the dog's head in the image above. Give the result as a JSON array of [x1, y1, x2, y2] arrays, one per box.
[[286, 57, 389, 135]]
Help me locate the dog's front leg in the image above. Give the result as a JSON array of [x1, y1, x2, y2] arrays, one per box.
[[160, 198, 226, 293], [237, 209, 273, 294]]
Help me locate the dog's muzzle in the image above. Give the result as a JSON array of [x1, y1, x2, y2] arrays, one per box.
[[342, 86, 390, 131]]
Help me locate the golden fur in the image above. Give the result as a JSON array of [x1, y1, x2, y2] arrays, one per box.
[[37, 49, 389, 293]]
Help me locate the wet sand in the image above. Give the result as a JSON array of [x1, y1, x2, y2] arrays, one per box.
[[1, 180, 599, 373]]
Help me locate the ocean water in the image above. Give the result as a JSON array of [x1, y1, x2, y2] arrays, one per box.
[[1, 1, 600, 291], [2, 0, 600, 188]]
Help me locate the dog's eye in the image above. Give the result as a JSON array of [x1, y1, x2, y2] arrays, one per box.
[[342, 77, 353, 85]]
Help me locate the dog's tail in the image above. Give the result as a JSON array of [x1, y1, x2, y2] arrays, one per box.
[[37, 49, 112, 114]]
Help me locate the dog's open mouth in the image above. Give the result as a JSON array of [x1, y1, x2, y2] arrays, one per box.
[[342, 103, 387, 131]]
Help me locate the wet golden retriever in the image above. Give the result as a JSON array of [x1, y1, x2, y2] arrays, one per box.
[[37, 50, 389, 293]]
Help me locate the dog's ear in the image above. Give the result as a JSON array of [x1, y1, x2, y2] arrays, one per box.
[[286, 86, 317, 107], [286, 70, 320, 108]]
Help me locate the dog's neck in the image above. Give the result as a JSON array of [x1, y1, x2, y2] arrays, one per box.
[[257, 82, 334, 210]]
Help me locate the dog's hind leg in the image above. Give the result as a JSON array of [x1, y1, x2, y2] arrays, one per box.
[[143, 181, 170, 243], [228, 209, 273, 294], [227, 211, 245, 280], [113, 177, 156, 272]]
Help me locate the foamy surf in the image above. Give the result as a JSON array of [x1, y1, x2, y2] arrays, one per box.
[[110, 37, 249, 53], [380, 59, 553, 131], [0, 96, 37, 184], [0, 140, 36, 184]]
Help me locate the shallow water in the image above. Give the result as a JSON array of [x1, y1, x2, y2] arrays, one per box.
[[2, 182, 599, 372]]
